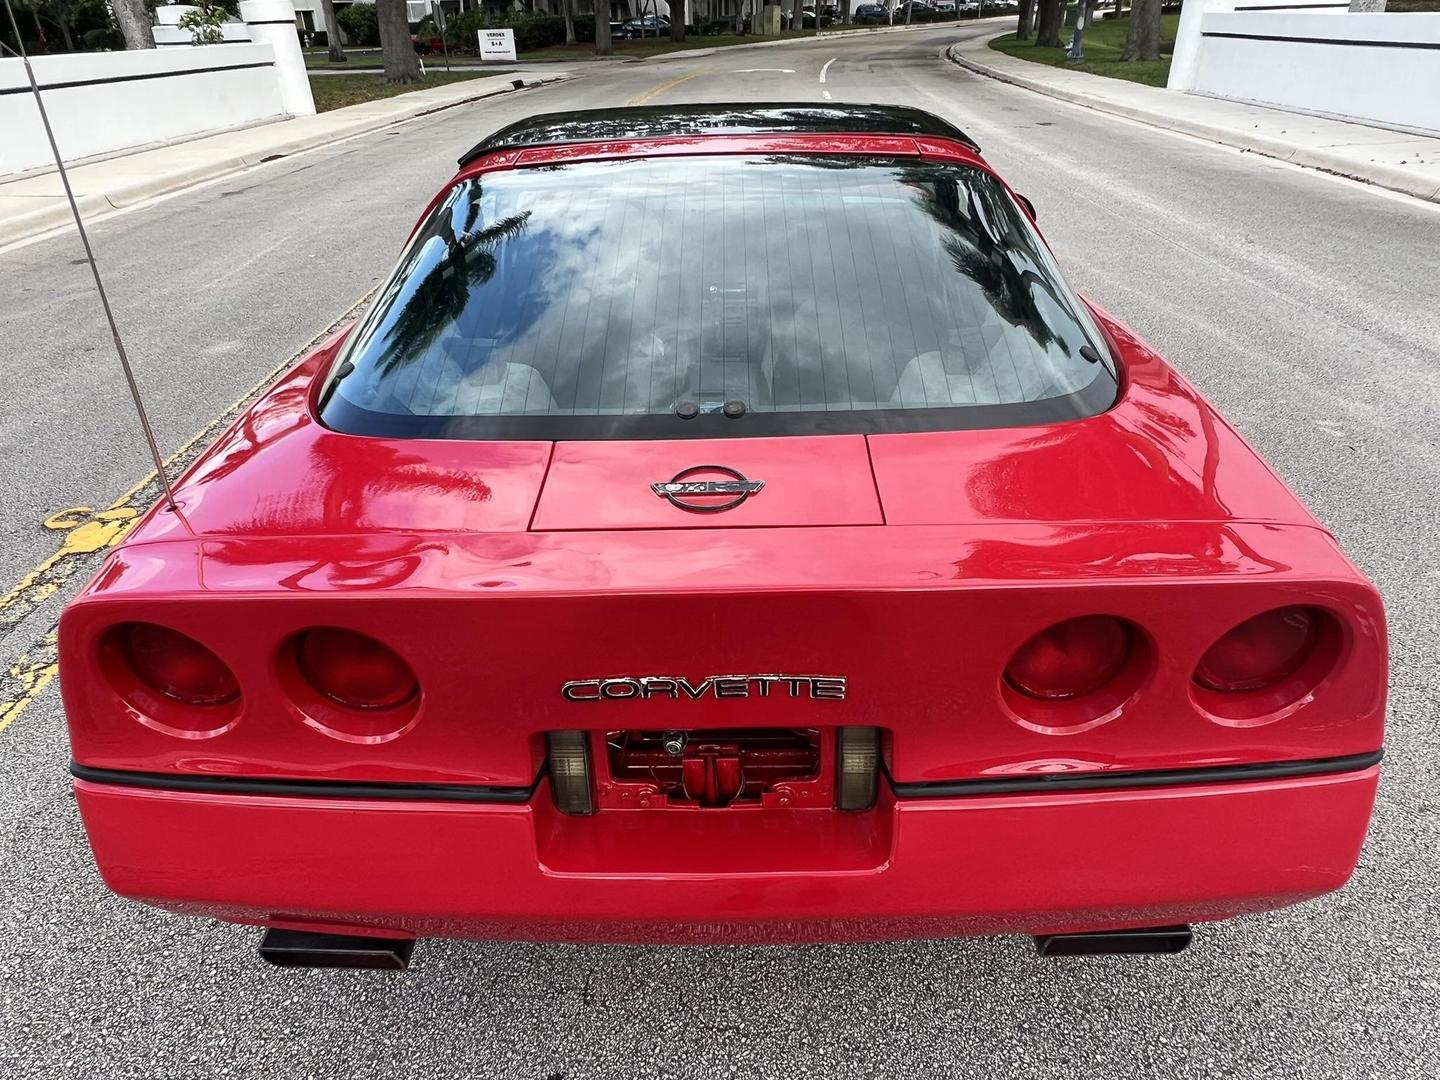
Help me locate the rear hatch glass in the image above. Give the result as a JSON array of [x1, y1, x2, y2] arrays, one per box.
[[320, 154, 1116, 441]]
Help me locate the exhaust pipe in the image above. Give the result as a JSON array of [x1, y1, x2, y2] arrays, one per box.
[[259, 928, 415, 970], [1034, 924, 1192, 957]]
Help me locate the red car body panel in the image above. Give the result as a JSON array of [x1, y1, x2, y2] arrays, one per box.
[[76, 767, 1378, 944], [58, 124, 1387, 948]]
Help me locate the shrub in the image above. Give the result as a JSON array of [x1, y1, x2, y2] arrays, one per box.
[[178, 3, 229, 45], [446, 12, 568, 53], [337, 2, 381, 47], [82, 26, 125, 50]]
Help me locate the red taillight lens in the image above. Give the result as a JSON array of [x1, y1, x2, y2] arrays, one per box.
[[296, 628, 418, 710], [1005, 616, 1131, 700], [1195, 606, 1318, 693], [121, 623, 239, 706]]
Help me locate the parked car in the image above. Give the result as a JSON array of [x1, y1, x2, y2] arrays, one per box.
[[854, 2, 888, 21], [934, 0, 958, 13], [621, 14, 670, 37], [61, 103, 1386, 970], [894, 0, 938, 16]]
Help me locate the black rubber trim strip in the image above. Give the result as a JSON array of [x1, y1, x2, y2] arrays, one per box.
[[70, 762, 537, 804], [1199, 32, 1440, 49], [320, 369, 1117, 442], [0, 62, 275, 96], [888, 750, 1383, 799]]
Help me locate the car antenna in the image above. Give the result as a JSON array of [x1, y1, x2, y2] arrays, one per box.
[[1, 0, 179, 513]]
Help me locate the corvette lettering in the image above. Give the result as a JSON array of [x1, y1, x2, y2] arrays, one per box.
[[562, 675, 846, 701]]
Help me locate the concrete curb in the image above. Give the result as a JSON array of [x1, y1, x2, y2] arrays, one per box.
[[946, 39, 1440, 205], [0, 73, 570, 250]]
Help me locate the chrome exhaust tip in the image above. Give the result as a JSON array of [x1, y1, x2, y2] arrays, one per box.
[[259, 929, 415, 970], [1034, 925, 1192, 957]]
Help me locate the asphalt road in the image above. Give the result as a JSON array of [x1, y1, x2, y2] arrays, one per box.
[[2, 21, 1437, 1080]]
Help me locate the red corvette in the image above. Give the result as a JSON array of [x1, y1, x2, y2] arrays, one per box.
[[60, 105, 1386, 968]]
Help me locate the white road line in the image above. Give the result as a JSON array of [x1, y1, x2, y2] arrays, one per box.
[[819, 57, 837, 84], [822, 90, 832, 100], [733, 68, 796, 73]]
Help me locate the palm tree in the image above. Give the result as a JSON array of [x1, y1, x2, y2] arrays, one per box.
[[1120, 0, 1162, 61], [111, 0, 154, 48], [377, 208, 534, 374], [321, 0, 347, 62], [595, 2, 613, 55], [1035, 0, 1063, 48], [376, 0, 422, 84], [898, 166, 1066, 356]]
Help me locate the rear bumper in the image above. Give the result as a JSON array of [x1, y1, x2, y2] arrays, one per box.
[[73, 763, 1380, 944]]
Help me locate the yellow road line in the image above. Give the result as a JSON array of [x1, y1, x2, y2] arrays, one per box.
[[627, 72, 703, 107], [0, 633, 59, 735], [0, 289, 379, 637], [0, 289, 380, 738]]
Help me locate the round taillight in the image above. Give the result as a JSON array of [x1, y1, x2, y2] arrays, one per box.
[[122, 623, 239, 706], [296, 628, 418, 710], [1005, 615, 1131, 701], [1195, 606, 1318, 693]]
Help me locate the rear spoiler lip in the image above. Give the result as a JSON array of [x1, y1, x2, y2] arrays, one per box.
[[457, 102, 983, 168], [65, 519, 1362, 612]]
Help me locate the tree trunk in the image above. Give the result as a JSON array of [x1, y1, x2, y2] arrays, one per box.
[[29, 5, 50, 51], [594, 3, 613, 54], [51, 0, 76, 50], [320, 0, 347, 61], [841, 0, 851, 23], [1016, 0, 1033, 39], [670, 0, 685, 38], [563, 0, 577, 44], [790, 0, 802, 30], [111, 0, 155, 49], [376, 0, 423, 83], [1035, 0, 1063, 47], [1119, 0, 1160, 61], [905, 0, 913, 23]]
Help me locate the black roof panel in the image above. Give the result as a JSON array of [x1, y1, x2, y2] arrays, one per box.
[[458, 103, 980, 168]]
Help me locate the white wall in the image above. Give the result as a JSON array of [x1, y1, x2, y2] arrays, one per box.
[[0, 45, 289, 177], [1187, 13, 1440, 132], [1168, 1, 1349, 92]]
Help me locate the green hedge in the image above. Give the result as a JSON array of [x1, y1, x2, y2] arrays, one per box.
[[446, 12, 570, 52], [336, 3, 380, 48]]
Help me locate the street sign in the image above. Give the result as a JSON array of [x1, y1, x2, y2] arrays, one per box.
[[478, 28, 517, 62]]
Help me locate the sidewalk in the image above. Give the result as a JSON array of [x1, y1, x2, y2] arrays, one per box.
[[948, 32, 1440, 204], [0, 70, 570, 250]]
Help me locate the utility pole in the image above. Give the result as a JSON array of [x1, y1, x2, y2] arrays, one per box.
[[433, 2, 451, 74], [1067, 0, 1091, 60]]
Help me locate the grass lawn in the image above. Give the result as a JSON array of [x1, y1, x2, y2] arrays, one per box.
[[307, 56, 500, 70], [308, 70, 514, 113], [514, 31, 827, 60], [990, 12, 1182, 87]]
